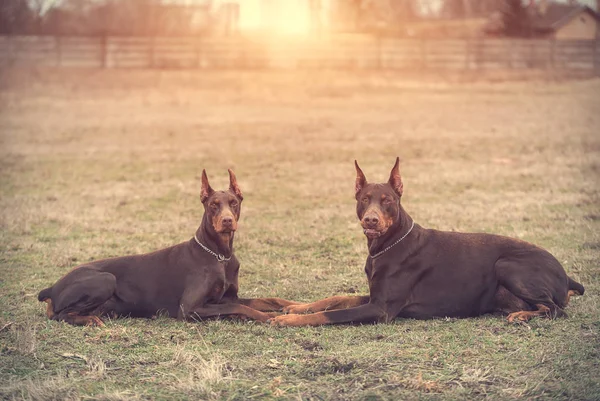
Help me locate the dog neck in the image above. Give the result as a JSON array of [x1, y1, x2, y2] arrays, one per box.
[[195, 215, 234, 259], [367, 205, 414, 257]]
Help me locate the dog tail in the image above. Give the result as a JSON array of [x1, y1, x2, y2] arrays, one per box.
[[38, 287, 52, 302], [567, 277, 585, 296]]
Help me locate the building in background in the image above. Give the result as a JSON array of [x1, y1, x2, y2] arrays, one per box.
[[529, 2, 599, 39]]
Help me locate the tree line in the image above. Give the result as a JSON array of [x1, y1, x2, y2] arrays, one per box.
[[0, 0, 539, 37], [0, 0, 214, 35]]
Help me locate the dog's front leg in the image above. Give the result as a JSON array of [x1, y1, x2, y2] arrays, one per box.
[[178, 303, 272, 323], [282, 295, 370, 314], [237, 297, 301, 312], [269, 302, 387, 327]]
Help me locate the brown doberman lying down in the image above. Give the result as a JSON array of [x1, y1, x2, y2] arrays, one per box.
[[38, 169, 297, 326], [270, 158, 584, 327]]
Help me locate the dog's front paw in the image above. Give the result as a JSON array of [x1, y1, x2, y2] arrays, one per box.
[[269, 314, 304, 327], [86, 316, 105, 327], [265, 311, 283, 318], [282, 304, 312, 314]]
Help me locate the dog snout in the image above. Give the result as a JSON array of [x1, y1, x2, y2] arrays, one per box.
[[221, 216, 234, 227], [363, 214, 379, 228]]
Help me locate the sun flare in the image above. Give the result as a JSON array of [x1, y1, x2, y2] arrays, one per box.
[[237, 0, 313, 36]]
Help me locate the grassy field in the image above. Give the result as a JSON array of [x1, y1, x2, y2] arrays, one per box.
[[0, 68, 599, 400]]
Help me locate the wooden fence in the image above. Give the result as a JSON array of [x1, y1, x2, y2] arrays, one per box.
[[1, 35, 599, 72]]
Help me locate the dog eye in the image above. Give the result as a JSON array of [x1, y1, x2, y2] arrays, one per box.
[[362, 197, 369, 203], [231, 201, 238, 207], [382, 198, 392, 204], [210, 203, 218, 210]]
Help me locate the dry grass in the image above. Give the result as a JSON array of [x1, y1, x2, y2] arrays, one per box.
[[0, 68, 598, 400], [163, 346, 228, 396]]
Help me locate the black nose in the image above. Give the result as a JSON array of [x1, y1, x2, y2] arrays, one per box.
[[363, 215, 379, 227], [222, 216, 233, 227]]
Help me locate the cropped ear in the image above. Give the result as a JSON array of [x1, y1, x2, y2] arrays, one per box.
[[228, 169, 243, 200], [355, 160, 367, 200], [388, 157, 403, 197], [200, 169, 214, 203]]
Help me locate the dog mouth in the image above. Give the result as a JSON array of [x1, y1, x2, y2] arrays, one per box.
[[363, 228, 386, 239]]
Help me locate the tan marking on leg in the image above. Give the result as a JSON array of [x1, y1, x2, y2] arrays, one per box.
[[507, 304, 551, 323], [283, 296, 369, 314], [284, 303, 315, 314], [44, 299, 55, 319], [565, 290, 582, 305], [87, 316, 105, 327], [67, 312, 105, 327], [270, 312, 330, 327]]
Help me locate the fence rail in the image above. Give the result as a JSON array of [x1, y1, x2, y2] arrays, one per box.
[[1, 35, 599, 72]]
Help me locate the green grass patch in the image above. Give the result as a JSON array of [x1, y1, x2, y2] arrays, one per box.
[[0, 70, 598, 400]]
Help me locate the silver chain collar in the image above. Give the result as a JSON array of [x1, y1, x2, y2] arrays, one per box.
[[369, 220, 415, 259], [194, 234, 232, 262]]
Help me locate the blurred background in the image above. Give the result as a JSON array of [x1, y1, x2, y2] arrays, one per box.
[[1, 0, 598, 71], [1, 0, 598, 37]]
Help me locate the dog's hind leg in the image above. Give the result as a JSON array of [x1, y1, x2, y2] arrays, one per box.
[[494, 255, 568, 321], [492, 285, 532, 315], [49, 267, 117, 326], [58, 312, 106, 327], [565, 277, 584, 305], [493, 286, 559, 322], [565, 290, 581, 306], [507, 304, 552, 323], [43, 299, 56, 319]]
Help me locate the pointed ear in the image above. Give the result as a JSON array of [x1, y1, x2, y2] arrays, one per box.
[[388, 157, 403, 197], [228, 169, 243, 200], [200, 169, 214, 203], [355, 160, 367, 199]]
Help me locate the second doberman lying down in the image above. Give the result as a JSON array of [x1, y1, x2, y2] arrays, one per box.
[[270, 158, 584, 327], [38, 169, 297, 326]]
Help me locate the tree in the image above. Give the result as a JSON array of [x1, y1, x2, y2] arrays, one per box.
[[36, 0, 213, 36], [501, 0, 532, 37], [329, 0, 419, 33], [441, 0, 500, 19], [0, 0, 34, 34], [441, 0, 466, 18]]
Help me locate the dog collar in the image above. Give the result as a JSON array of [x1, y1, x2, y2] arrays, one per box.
[[369, 220, 415, 259], [193, 235, 232, 262]]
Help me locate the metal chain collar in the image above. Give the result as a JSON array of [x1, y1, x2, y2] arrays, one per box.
[[194, 234, 232, 262], [369, 220, 415, 259]]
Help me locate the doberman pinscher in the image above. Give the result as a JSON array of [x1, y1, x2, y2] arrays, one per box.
[[38, 169, 297, 326], [270, 158, 584, 327]]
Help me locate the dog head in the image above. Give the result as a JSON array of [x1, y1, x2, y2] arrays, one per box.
[[354, 157, 403, 239], [201, 169, 243, 238]]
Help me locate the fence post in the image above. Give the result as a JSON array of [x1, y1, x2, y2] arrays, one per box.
[[594, 38, 599, 76], [549, 38, 556, 71], [377, 35, 383, 69], [464, 38, 470, 71], [7, 35, 14, 65], [148, 36, 155, 68], [55, 35, 62, 67], [529, 39, 536, 68], [195, 37, 201, 69], [420, 38, 428, 70], [100, 35, 108, 68], [475, 37, 483, 72]]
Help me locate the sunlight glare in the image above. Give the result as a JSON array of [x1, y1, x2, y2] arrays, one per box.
[[238, 0, 312, 36]]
